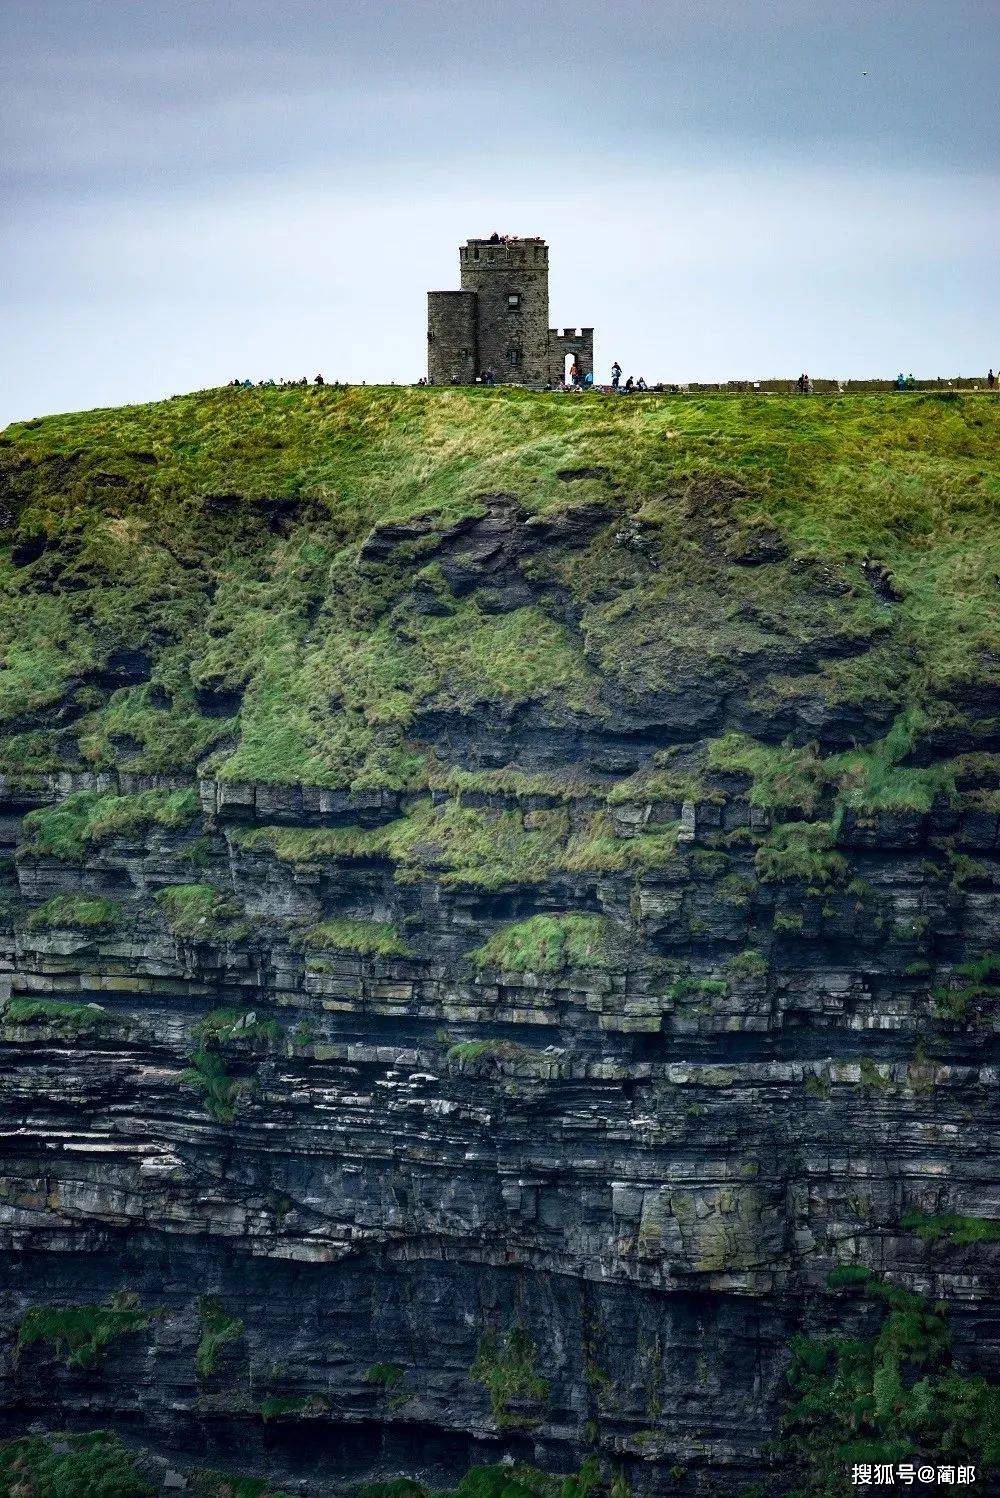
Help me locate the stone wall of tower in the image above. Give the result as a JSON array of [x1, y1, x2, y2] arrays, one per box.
[[548, 327, 595, 386], [427, 291, 478, 386], [459, 238, 550, 387]]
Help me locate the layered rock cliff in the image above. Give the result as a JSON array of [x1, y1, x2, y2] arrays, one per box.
[[0, 387, 997, 1496]]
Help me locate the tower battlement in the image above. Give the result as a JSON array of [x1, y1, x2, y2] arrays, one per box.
[[427, 235, 594, 388]]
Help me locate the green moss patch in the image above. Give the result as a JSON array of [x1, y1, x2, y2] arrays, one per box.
[[20, 788, 198, 861], [257, 1393, 331, 1423], [16, 1295, 154, 1370], [470, 1327, 550, 1429], [191, 1471, 293, 1498], [707, 734, 825, 815], [156, 883, 242, 940], [3, 999, 120, 1035], [0, 1430, 153, 1497], [193, 1009, 282, 1047], [355, 1462, 604, 1498], [297, 918, 410, 957], [931, 953, 1000, 1023], [25, 893, 121, 931], [182, 1048, 256, 1123], [240, 799, 677, 889], [901, 1211, 1000, 1245], [470, 914, 617, 973], [195, 1296, 244, 1378], [755, 821, 846, 888], [782, 1282, 1000, 1495]]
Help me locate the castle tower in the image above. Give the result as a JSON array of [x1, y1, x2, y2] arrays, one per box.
[[426, 291, 478, 387], [427, 235, 594, 388], [458, 235, 549, 386]]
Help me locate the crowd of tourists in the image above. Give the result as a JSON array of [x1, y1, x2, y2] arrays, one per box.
[[227, 374, 343, 388], [226, 368, 1000, 396]]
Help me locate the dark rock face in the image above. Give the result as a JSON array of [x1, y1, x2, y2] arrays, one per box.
[[0, 753, 997, 1495]]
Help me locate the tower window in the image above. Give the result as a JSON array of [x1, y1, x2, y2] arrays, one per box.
[[508, 293, 521, 308], [507, 347, 523, 369]]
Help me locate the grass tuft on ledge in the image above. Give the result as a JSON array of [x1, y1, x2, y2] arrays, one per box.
[[469, 913, 618, 973]]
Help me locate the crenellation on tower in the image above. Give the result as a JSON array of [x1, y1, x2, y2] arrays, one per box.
[[427, 235, 593, 388]]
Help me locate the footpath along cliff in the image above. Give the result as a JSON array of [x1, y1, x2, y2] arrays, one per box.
[[0, 386, 997, 1496]]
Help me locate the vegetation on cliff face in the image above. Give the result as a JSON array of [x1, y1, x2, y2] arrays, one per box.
[[470, 1326, 551, 1428], [2, 387, 999, 1494], [0, 386, 996, 792], [470, 913, 618, 972], [0, 1430, 154, 1498], [0, 1430, 294, 1498], [781, 1281, 1000, 1497], [15, 1295, 154, 1370], [19, 789, 199, 861], [195, 1295, 245, 1378]]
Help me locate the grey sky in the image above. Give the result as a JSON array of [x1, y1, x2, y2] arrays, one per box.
[[2, 0, 997, 424]]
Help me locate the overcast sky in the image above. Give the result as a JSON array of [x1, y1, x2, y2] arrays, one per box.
[[2, 0, 998, 424]]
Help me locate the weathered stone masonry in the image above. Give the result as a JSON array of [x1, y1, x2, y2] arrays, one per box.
[[428, 235, 594, 387]]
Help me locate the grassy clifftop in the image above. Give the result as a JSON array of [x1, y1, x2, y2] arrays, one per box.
[[0, 385, 996, 791]]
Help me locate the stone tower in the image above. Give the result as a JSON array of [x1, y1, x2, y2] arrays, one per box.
[[427, 235, 594, 388]]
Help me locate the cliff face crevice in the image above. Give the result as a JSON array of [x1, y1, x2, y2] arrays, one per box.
[[0, 388, 998, 1495]]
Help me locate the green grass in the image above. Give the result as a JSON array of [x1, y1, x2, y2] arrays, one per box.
[[182, 1048, 255, 1122], [156, 882, 241, 939], [725, 948, 768, 981], [707, 734, 825, 815], [2, 386, 997, 796], [931, 952, 1000, 1023], [195, 1295, 245, 1378], [0, 1430, 153, 1497], [826, 1265, 875, 1288], [665, 974, 730, 1003], [191, 1476, 292, 1498], [445, 1039, 545, 1067], [469, 913, 618, 973], [2, 999, 120, 1035], [257, 1393, 330, 1423], [25, 893, 121, 931], [193, 1008, 282, 1046], [469, 1327, 550, 1429], [296, 917, 411, 956], [16, 1295, 153, 1370], [20, 788, 199, 860], [781, 1281, 1000, 1496], [754, 820, 846, 888], [238, 799, 678, 889], [710, 710, 959, 829], [901, 1211, 1000, 1245]]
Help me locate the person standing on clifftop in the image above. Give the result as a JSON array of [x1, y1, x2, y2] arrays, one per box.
[[611, 361, 621, 389], [988, 369, 995, 389]]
